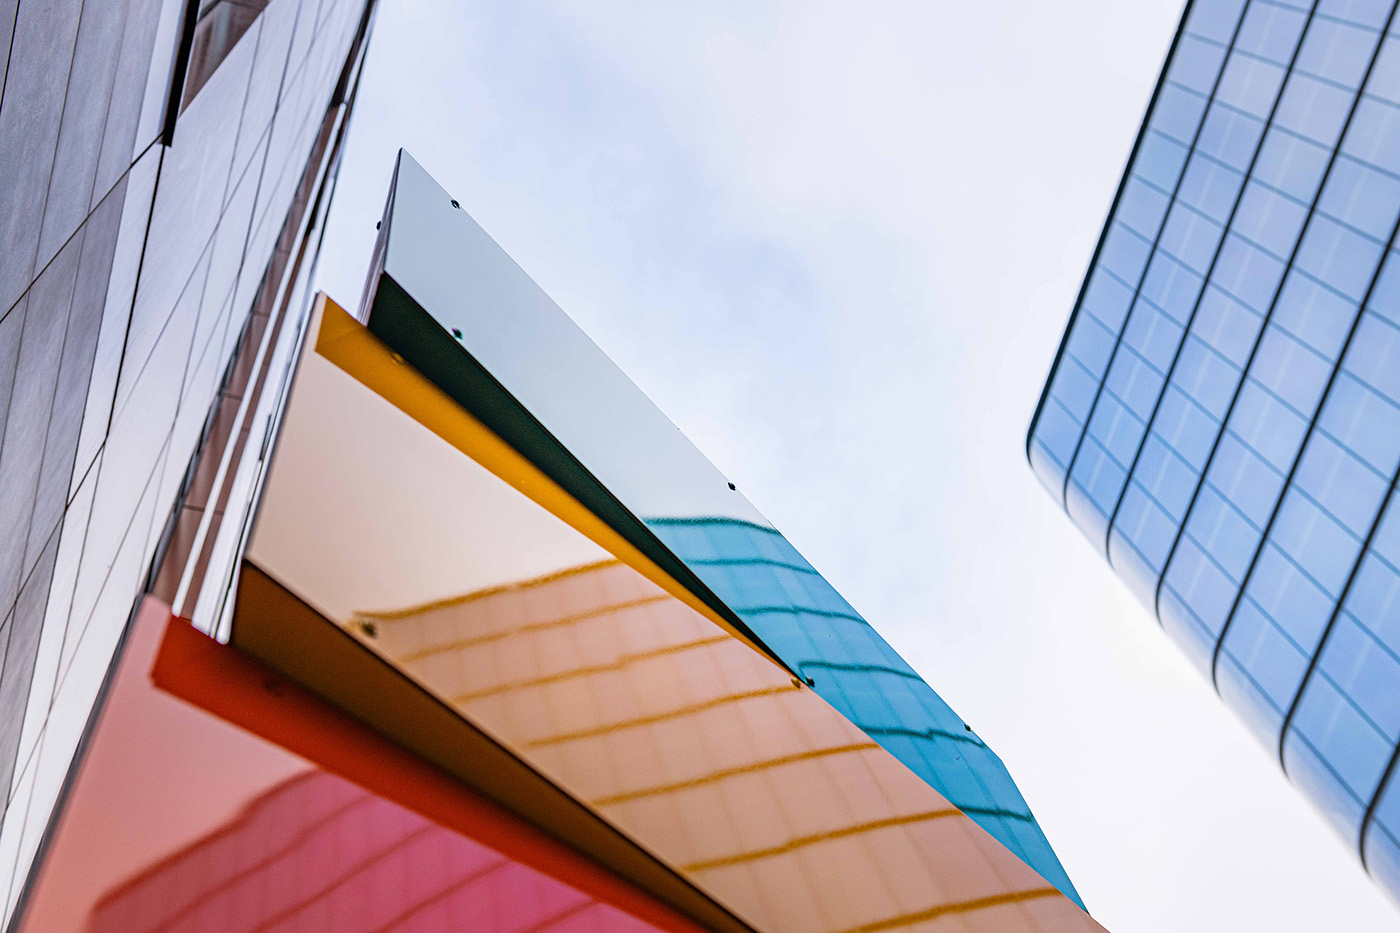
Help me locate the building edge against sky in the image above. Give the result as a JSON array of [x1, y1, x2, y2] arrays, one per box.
[[0, 1, 1095, 928], [0, 0, 377, 923], [1027, 0, 1400, 905]]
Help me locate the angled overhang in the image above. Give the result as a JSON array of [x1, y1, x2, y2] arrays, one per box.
[[228, 292, 1104, 931], [351, 150, 1084, 905]]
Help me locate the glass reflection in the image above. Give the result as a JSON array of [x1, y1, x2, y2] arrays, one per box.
[[17, 598, 684, 933], [240, 299, 1104, 932], [90, 772, 633, 933]]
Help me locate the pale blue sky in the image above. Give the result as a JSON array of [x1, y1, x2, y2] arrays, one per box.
[[316, 2, 1399, 929]]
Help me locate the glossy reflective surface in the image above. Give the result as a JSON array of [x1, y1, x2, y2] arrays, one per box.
[[17, 597, 694, 933], [361, 152, 1081, 904], [241, 300, 1103, 932], [1028, 0, 1400, 903]]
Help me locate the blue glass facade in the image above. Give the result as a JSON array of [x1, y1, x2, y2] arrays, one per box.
[[648, 517, 1081, 906], [1028, 0, 1400, 903]]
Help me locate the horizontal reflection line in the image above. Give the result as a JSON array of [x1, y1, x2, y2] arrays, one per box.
[[681, 809, 961, 872], [526, 684, 801, 747], [449, 634, 732, 702], [862, 724, 985, 748], [798, 660, 922, 680], [391, 594, 672, 662], [354, 559, 626, 621], [592, 742, 879, 806], [837, 888, 1062, 933]]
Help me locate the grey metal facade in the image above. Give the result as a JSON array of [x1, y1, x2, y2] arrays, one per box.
[[0, 0, 373, 922], [1029, 0, 1400, 903]]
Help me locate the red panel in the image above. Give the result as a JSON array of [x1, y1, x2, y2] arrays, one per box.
[[15, 598, 701, 933]]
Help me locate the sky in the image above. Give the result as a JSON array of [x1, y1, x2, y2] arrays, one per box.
[[314, 2, 1400, 930]]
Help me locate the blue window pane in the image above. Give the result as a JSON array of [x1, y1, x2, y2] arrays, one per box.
[[1192, 284, 1262, 365], [1318, 612, 1400, 741], [1105, 348, 1164, 421], [1173, 335, 1240, 418], [1317, 157, 1400, 241], [1099, 225, 1155, 304], [1228, 378, 1308, 472], [1241, 541, 1337, 654], [1320, 370, 1400, 475], [1211, 431, 1287, 525], [1217, 53, 1289, 118], [1366, 34, 1400, 106], [1189, 481, 1262, 579], [1114, 483, 1177, 562], [1167, 530, 1241, 630], [1186, 0, 1249, 44], [1346, 551, 1400, 658], [1342, 96, 1400, 174], [1067, 448, 1121, 542], [1294, 215, 1385, 302], [1033, 400, 1085, 475], [1318, 0, 1391, 30], [1274, 73, 1358, 147], [1296, 18, 1380, 90], [1139, 251, 1207, 326], [1270, 488, 1367, 595], [1371, 494, 1400, 570], [1367, 249, 1400, 326], [1197, 102, 1268, 172], [1154, 381, 1221, 467], [1253, 128, 1333, 202], [1158, 202, 1223, 274], [1232, 182, 1310, 259], [1124, 301, 1188, 372], [1134, 433, 1202, 519], [1249, 326, 1334, 415], [1133, 129, 1193, 191], [1117, 175, 1174, 240], [1235, 1, 1310, 64], [1293, 432, 1389, 535], [1170, 33, 1232, 95], [1152, 82, 1212, 145], [1272, 271, 1364, 360], [1212, 233, 1287, 311], [1342, 312, 1400, 404], [1051, 353, 1101, 420], [1179, 140, 1250, 221]]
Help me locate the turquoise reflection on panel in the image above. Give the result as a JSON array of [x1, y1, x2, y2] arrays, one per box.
[[645, 517, 1082, 908], [1027, 0, 1400, 905]]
